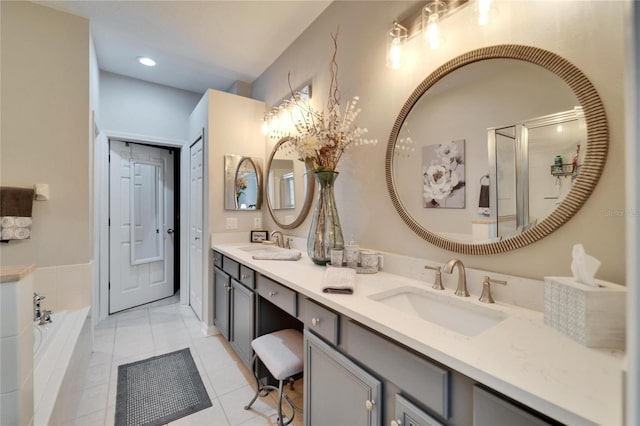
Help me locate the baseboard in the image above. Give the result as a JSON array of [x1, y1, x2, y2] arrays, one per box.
[[200, 323, 220, 337]]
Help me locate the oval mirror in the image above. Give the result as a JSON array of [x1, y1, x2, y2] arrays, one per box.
[[266, 137, 315, 229], [386, 45, 607, 255], [224, 154, 262, 210]]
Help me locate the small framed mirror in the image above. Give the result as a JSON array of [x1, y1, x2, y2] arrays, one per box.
[[130, 159, 164, 264], [266, 137, 315, 229], [224, 155, 263, 210]]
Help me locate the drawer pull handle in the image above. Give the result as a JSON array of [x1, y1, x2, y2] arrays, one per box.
[[268, 291, 278, 297], [311, 318, 320, 326], [241, 274, 249, 279], [391, 421, 401, 426], [365, 399, 375, 412]]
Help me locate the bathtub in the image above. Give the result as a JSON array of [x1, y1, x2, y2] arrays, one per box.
[[33, 307, 91, 426]]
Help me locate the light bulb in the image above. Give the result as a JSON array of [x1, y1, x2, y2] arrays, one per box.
[[426, 15, 441, 50], [261, 119, 269, 136], [477, 0, 494, 26], [137, 56, 156, 67], [390, 37, 403, 70]]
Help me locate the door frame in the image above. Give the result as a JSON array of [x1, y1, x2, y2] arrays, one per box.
[[95, 131, 189, 323]]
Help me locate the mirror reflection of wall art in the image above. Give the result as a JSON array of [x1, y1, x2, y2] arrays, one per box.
[[422, 139, 465, 208]]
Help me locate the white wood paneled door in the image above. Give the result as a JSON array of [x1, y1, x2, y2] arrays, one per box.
[[109, 140, 175, 313], [189, 135, 204, 320]]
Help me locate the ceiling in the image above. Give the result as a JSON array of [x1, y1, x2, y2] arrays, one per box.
[[37, 1, 332, 95]]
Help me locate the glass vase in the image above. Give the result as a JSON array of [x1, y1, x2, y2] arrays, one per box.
[[307, 170, 344, 265]]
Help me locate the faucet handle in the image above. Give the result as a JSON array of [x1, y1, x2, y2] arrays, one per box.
[[479, 275, 507, 304], [424, 265, 444, 290], [33, 293, 45, 301]]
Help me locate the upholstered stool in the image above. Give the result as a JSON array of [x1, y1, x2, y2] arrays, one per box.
[[244, 329, 303, 425]]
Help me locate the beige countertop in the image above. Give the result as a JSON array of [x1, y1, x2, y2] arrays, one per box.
[[0, 264, 36, 283], [213, 243, 624, 426]]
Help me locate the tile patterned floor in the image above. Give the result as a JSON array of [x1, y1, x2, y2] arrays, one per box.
[[75, 295, 303, 426]]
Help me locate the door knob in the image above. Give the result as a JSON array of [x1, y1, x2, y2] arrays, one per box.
[[167, 229, 175, 234]]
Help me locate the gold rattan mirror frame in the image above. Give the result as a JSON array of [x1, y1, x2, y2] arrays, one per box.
[[266, 137, 315, 229], [385, 45, 608, 255]]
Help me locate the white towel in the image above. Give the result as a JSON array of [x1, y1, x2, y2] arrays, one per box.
[[252, 250, 302, 261], [322, 267, 356, 294]]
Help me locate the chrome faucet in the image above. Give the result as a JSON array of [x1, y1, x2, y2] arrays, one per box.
[[33, 293, 45, 322], [270, 230, 284, 248], [442, 259, 469, 297], [39, 309, 53, 325]]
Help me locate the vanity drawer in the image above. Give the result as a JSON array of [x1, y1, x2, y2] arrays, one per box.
[[222, 256, 240, 280], [258, 275, 297, 317], [472, 386, 554, 426], [300, 298, 339, 345], [239, 265, 255, 289], [213, 251, 223, 268], [346, 321, 450, 419]]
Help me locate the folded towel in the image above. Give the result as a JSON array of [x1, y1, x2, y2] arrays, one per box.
[[1, 187, 34, 241], [322, 267, 356, 294], [252, 250, 302, 261], [0, 187, 34, 216]]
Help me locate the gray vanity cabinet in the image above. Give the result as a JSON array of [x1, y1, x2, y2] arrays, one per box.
[[213, 266, 230, 340], [394, 394, 445, 426], [472, 386, 555, 426], [304, 330, 381, 426], [229, 278, 255, 368]]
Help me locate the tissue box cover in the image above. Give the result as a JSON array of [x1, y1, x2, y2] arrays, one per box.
[[544, 276, 626, 350]]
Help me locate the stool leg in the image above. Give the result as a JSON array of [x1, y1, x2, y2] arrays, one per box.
[[244, 355, 261, 410], [277, 380, 284, 426]]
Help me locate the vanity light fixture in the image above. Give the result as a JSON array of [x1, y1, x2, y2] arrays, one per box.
[[265, 84, 312, 140], [422, 1, 447, 50], [136, 56, 156, 67], [387, 21, 408, 70]]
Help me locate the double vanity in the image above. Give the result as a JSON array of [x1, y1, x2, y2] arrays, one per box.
[[212, 243, 623, 426]]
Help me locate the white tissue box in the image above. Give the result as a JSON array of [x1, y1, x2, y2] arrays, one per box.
[[543, 276, 626, 350]]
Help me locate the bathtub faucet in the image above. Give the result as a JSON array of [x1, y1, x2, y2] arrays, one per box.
[[33, 293, 46, 322], [39, 310, 53, 325]]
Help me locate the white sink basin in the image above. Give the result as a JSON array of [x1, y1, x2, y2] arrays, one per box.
[[238, 245, 302, 261], [369, 286, 506, 336]]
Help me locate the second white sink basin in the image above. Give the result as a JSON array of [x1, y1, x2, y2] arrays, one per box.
[[369, 286, 506, 336]]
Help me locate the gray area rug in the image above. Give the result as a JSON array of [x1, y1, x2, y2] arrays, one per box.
[[115, 348, 212, 426]]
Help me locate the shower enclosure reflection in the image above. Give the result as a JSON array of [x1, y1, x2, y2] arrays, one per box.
[[488, 108, 585, 240]]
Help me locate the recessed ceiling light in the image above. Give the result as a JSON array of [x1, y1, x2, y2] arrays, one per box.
[[137, 56, 156, 67]]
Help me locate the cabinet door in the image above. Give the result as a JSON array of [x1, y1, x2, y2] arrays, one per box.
[[473, 386, 554, 426], [230, 279, 255, 368], [304, 330, 381, 426], [393, 394, 444, 426], [213, 266, 230, 340]]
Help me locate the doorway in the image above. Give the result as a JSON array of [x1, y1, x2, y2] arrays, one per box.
[[108, 140, 180, 313]]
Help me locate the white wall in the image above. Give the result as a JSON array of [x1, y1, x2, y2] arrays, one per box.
[[253, 0, 627, 284], [0, 1, 90, 268], [100, 71, 201, 142]]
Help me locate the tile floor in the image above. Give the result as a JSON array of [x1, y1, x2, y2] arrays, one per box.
[[75, 295, 303, 426]]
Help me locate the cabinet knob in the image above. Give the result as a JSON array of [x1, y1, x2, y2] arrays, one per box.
[[365, 399, 375, 411], [241, 274, 249, 279], [391, 421, 402, 426], [311, 318, 320, 326], [268, 291, 278, 297]]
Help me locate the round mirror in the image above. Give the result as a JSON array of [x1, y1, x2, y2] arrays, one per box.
[[386, 45, 608, 255], [224, 154, 262, 210], [266, 137, 315, 229]]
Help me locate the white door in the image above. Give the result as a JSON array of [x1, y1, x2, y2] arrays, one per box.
[[189, 136, 204, 320], [109, 140, 175, 313]]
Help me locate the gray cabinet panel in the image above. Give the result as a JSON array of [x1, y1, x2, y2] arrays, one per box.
[[346, 321, 450, 419], [258, 274, 297, 316], [395, 393, 445, 426], [230, 278, 255, 368], [304, 330, 381, 426], [239, 265, 255, 289], [300, 297, 339, 345], [213, 266, 230, 340], [213, 251, 223, 268], [473, 386, 554, 426], [222, 256, 240, 280]]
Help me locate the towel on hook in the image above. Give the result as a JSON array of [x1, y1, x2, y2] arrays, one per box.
[[478, 176, 490, 215], [0, 187, 35, 241]]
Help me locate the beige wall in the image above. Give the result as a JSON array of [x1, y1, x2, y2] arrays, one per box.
[[253, 1, 627, 284], [0, 1, 90, 267]]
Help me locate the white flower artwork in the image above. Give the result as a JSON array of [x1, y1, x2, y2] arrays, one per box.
[[422, 140, 466, 208]]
